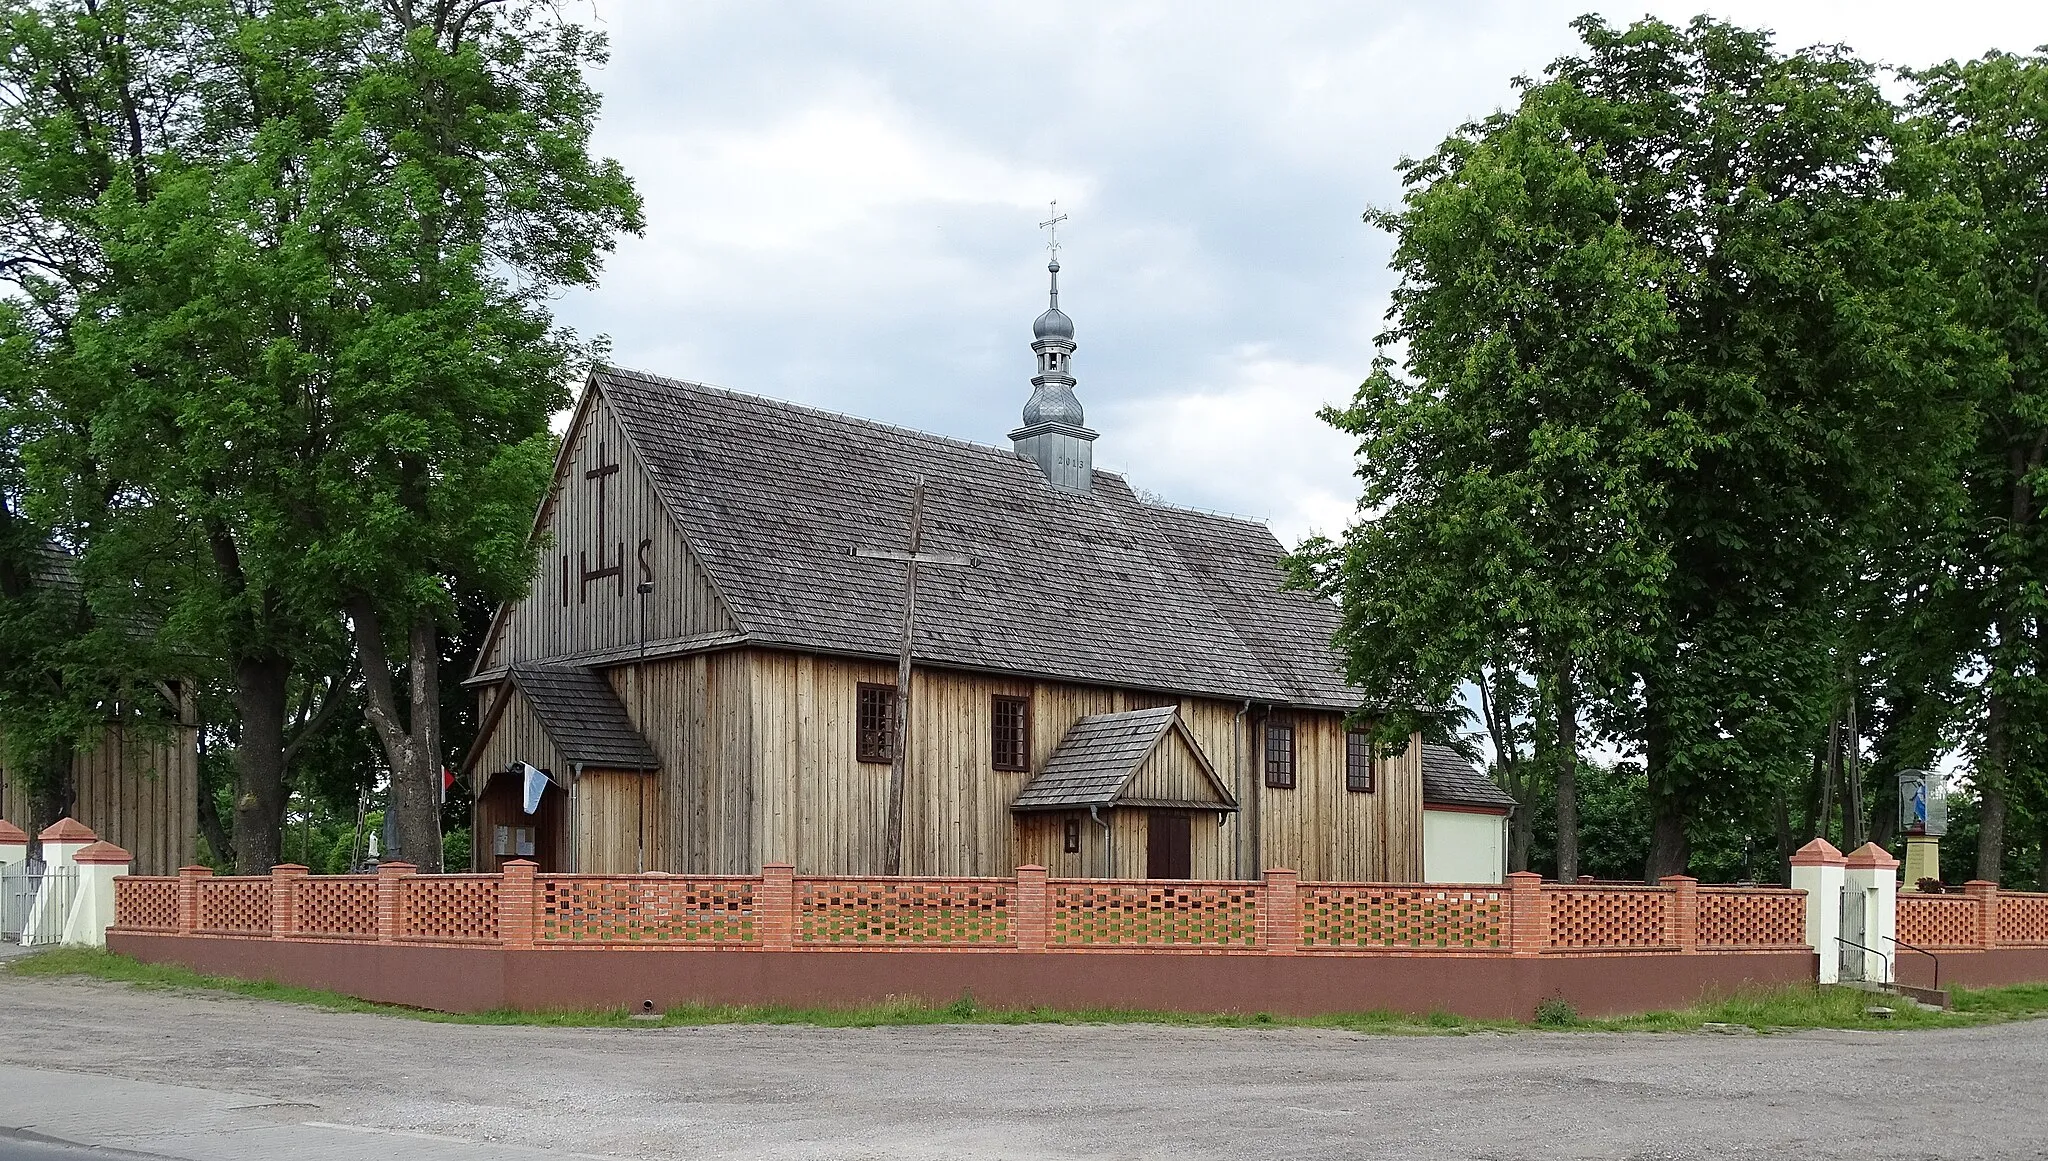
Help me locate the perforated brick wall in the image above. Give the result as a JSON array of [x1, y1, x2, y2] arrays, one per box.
[[1696, 888, 1805, 949], [541, 875, 756, 944], [797, 878, 1009, 946], [1996, 892, 2048, 947], [1546, 886, 1673, 950], [1299, 885, 1504, 950], [1049, 880, 1258, 948], [295, 877, 378, 940], [194, 877, 271, 936], [1898, 893, 1980, 949], [113, 877, 179, 932], [399, 875, 500, 943]]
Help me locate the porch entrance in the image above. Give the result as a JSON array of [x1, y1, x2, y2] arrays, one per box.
[[475, 767, 569, 873], [1146, 810, 1192, 880]]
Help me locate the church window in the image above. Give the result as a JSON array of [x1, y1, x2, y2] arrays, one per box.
[[1346, 731, 1375, 793], [1265, 719, 1295, 789], [857, 683, 897, 763], [1063, 816, 1082, 854], [992, 695, 1031, 771]]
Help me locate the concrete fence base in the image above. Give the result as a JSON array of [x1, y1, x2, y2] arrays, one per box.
[[106, 932, 1816, 1021]]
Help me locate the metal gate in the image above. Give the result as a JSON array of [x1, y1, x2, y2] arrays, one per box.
[[2, 861, 78, 946], [1839, 883, 1868, 982]]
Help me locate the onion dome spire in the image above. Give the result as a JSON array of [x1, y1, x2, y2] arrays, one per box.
[[1013, 202, 1096, 491]]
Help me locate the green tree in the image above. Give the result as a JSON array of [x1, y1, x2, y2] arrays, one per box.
[[1908, 52, 2048, 882], [1292, 34, 1681, 883], [1312, 16, 1981, 880], [0, 0, 637, 871]]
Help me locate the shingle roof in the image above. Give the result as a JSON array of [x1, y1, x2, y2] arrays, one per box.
[[1012, 707, 1213, 812], [508, 664, 660, 771], [596, 367, 1363, 710], [1421, 743, 1517, 811]]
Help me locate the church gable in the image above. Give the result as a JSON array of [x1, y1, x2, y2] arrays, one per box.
[[1120, 722, 1236, 811], [475, 386, 737, 675]]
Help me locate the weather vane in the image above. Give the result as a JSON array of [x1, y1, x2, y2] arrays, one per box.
[[1039, 200, 1067, 260]]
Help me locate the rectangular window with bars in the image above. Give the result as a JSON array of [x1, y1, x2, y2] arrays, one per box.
[[992, 695, 1030, 771], [1265, 719, 1295, 789], [857, 683, 897, 763], [1346, 731, 1375, 793]]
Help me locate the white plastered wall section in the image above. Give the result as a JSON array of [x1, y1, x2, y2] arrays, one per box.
[[1422, 809, 1507, 884]]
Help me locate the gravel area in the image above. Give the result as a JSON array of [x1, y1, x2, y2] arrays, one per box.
[[0, 972, 2043, 1160]]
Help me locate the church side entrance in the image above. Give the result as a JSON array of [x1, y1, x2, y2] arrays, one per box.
[[475, 768, 569, 873], [1146, 810, 1192, 879]]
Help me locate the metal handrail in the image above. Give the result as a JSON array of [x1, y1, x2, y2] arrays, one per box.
[[1887, 935, 1941, 993], [1835, 935, 1892, 984]]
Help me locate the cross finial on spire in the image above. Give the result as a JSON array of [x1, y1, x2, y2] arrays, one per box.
[[1039, 200, 1067, 262]]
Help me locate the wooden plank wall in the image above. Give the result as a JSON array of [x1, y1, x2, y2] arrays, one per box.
[[1244, 715, 1424, 881], [573, 772, 661, 874], [477, 390, 735, 674], [0, 721, 198, 876], [584, 646, 1426, 882], [614, 652, 752, 874], [1123, 730, 1231, 806]]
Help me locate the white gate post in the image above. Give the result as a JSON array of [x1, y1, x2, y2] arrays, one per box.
[[1791, 838, 1847, 984], [0, 820, 25, 867], [38, 817, 98, 871], [63, 842, 131, 948], [1845, 843, 1899, 985]]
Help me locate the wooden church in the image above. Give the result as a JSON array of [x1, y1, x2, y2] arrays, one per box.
[[462, 256, 1477, 882]]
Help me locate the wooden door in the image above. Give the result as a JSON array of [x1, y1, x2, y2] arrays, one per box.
[[1146, 810, 1192, 880]]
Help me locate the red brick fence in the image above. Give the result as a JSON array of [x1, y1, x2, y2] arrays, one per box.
[[1893, 884, 2048, 990], [113, 863, 1806, 956], [104, 864, 1815, 1019]]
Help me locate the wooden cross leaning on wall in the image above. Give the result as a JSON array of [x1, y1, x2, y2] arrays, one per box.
[[851, 476, 972, 875]]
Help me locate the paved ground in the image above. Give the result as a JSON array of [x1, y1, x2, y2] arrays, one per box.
[[0, 974, 2044, 1160]]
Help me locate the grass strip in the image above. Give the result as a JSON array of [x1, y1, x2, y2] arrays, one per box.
[[11, 947, 2048, 1033]]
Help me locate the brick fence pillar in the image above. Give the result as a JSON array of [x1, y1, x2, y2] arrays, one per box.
[[176, 865, 212, 934], [499, 860, 537, 949], [1660, 875, 1699, 952], [1965, 880, 2001, 950], [376, 861, 416, 945], [1506, 871, 1546, 956], [269, 864, 308, 940], [760, 863, 795, 951], [1013, 866, 1048, 951], [1259, 868, 1300, 954]]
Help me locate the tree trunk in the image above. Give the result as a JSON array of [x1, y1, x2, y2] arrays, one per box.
[[1643, 686, 1689, 879], [194, 723, 235, 867], [24, 747, 75, 861], [1554, 654, 1579, 883], [1843, 692, 1864, 850], [1478, 666, 1535, 873], [350, 598, 443, 873], [1979, 684, 2010, 883], [1774, 791, 1795, 887], [231, 653, 292, 874]]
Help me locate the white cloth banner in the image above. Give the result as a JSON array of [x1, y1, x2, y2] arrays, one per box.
[[519, 763, 550, 815]]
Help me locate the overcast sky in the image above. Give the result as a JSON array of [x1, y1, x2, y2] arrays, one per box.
[[555, 1, 2048, 548]]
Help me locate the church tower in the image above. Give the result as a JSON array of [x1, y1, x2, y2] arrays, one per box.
[[1011, 250, 1097, 492]]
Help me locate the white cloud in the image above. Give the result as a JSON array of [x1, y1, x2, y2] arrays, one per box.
[[552, 0, 2048, 539], [1100, 351, 1361, 547]]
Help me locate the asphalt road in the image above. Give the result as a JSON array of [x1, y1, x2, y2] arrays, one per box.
[[0, 1138, 127, 1161], [2, 972, 2045, 1160]]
